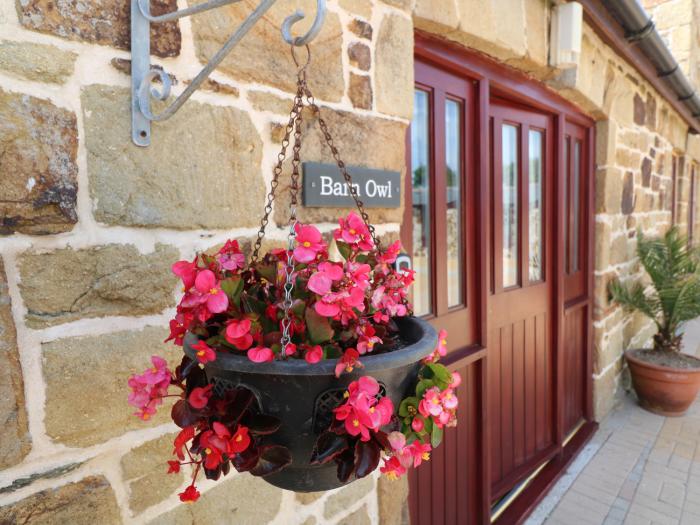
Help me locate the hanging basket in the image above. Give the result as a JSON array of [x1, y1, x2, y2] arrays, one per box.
[[128, 45, 459, 505], [184, 316, 436, 492]]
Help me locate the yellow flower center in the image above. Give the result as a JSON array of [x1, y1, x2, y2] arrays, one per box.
[[422, 452, 430, 461], [151, 367, 158, 373], [345, 365, 353, 372], [204, 448, 212, 454], [386, 471, 398, 481], [235, 434, 243, 442], [196, 350, 205, 357], [142, 413, 150, 420], [445, 394, 452, 400], [349, 229, 356, 235], [368, 341, 374, 348], [369, 407, 375, 413], [343, 391, 350, 399], [303, 241, 311, 247], [431, 398, 440, 405], [441, 339, 447, 345], [352, 419, 360, 427]]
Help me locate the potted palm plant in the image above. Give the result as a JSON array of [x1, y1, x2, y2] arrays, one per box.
[[610, 227, 700, 416]]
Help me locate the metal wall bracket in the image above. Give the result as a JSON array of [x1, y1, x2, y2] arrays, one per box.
[[131, 0, 326, 147]]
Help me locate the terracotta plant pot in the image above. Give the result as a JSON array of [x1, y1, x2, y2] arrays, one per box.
[[184, 316, 437, 492], [625, 350, 700, 416]]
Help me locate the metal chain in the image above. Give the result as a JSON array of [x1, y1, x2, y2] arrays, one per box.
[[251, 73, 306, 262], [302, 87, 380, 250]]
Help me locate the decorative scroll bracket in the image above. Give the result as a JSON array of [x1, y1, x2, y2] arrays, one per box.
[[131, 0, 326, 147]]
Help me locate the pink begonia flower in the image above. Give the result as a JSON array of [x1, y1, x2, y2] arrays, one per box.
[[411, 416, 425, 433], [356, 325, 382, 354], [378, 240, 402, 264], [304, 345, 323, 364], [191, 340, 216, 364], [247, 346, 274, 363], [441, 388, 459, 410], [334, 376, 393, 441], [451, 371, 462, 388], [424, 329, 449, 363], [188, 384, 213, 409], [308, 272, 333, 296], [217, 240, 245, 271], [172, 258, 198, 289], [334, 212, 374, 251], [181, 270, 229, 314], [345, 262, 371, 291], [293, 223, 326, 263], [419, 387, 444, 418], [284, 343, 297, 356], [128, 356, 171, 420], [380, 456, 407, 480], [334, 348, 363, 378], [225, 318, 253, 350]]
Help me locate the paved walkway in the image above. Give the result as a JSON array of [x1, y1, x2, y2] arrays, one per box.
[[527, 319, 700, 525]]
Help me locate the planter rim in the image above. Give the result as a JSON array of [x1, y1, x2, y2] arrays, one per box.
[[183, 316, 437, 376], [625, 349, 700, 374]]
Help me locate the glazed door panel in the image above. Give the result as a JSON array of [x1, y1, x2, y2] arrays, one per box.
[[488, 103, 555, 498]]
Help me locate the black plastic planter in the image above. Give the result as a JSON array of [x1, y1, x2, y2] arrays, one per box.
[[183, 316, 437, 492]]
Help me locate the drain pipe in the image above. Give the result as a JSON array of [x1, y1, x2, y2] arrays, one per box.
[[603, 0, 700, 122]]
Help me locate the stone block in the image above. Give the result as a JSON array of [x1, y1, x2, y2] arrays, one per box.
[[375, 14, 413, 119], [339, 504, 371, 525], [19, 244, 178, 328], [596, 167, 623, 215], [378, 475, 410, 525], [324, 477, 374, 519], [593, 358, 623, 421], [0, 40, 76, 83], [0, 476, 120, 525], [192, 0, 343, 102], [42, 327, 173, 447], [0, 258, 30, 469], [621, 171, 635, 214], [349, 19, 373, 40], [82, 85, 265, 229], [340, 0, 373, 18], [296, 491, 324, 505], [633, 93, 645, 126], [348, 42, 371, 71], [0, 88, 77, 235], [149, 473, 282, 524], [272, 107, 406, 225], [349, 73, 372, 110], [121, 433, 184, 514], [248, 91, 293, 115], [17, 0, 180, 58]]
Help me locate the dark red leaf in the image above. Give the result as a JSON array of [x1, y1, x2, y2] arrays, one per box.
[[184, 366, 207, 395], [310, 431, 350, 465], [335, 448, 355, 483], [232, 445, 261, 473], [249, 445, 292, 477], [171, 399, 202, 428], [241, 413, 282, 436], [372, 430, 390, 451], [217, 388, 255, 427], [204, 465, 222, 481], [354, 440, 380, 478]]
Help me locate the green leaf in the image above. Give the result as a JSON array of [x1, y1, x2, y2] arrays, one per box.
[[431, 424, 444, 448], [336, 241, 353, 261], [241, 293, 265, 316], [254, 262, 278, 283], [415, 379, 434, 399], [398, 397, 419, 418], [305, 307, 334, 344], [290, 299, 306, 318], [221, 277, 244, 306]]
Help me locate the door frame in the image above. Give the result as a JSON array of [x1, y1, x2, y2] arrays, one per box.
[[410, 32, 598, 525]]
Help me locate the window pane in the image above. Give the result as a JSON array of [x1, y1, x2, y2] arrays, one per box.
[[572, 141, 581, 272], [411, 90, 431, 315], [445, 99, 463, 307], [502, 124, 519, 288], [528, 130, 543, 282], [564, 137, 570, 272]]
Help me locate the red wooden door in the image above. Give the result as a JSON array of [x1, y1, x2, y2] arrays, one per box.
[[405, 58, 485, 525], [488, 102, 556, 499]]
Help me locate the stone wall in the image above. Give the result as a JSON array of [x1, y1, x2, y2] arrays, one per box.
[[0, 0, 410, 522]]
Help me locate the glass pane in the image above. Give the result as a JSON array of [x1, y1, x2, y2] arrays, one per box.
[[528, 130, 543, 282], [411, 90, 431, 315], [502, 124, 519, 288], [572, 141, 581, 272], [445, 99, 463, 307]]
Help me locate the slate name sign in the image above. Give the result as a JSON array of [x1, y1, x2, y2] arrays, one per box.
[[302, 162, 401, 208]]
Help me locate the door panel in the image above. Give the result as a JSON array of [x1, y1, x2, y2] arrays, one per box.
[[489, 103, 555, 498]]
